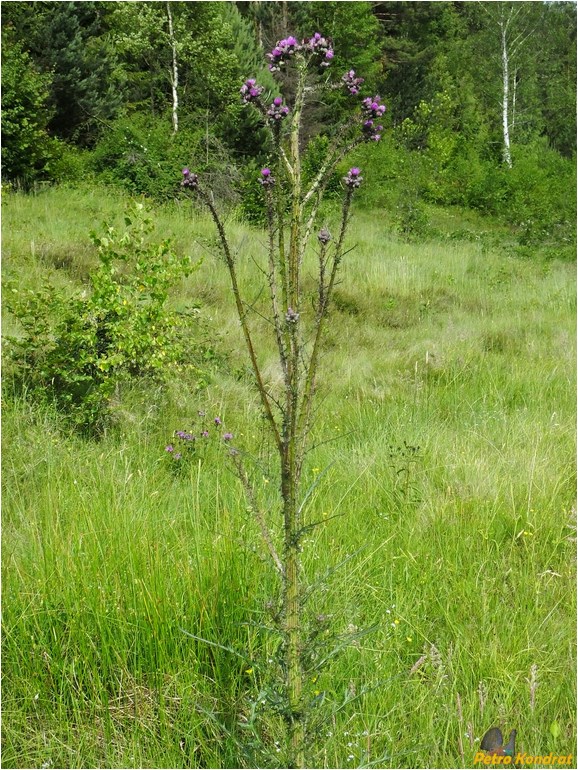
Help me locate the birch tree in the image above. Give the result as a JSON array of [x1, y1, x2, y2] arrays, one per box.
[[479, 1, 541, 167], [166, 2, 179, 134]]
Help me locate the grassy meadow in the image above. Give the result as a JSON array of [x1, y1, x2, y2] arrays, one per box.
[[2, 185, 576, 769]]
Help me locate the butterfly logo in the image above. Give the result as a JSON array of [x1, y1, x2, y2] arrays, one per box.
[[480, 727, 517, 763]]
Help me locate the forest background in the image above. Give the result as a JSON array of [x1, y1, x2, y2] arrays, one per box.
[[2, 0, 576, 248]]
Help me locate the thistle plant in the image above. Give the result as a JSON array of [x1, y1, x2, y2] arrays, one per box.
[[182, 33, 384, 768]]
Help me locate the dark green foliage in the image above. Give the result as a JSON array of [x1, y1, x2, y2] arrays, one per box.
[[4, 203, 203, 432], [0, 30, 59, 184], [90, 115, 238, 202], [535, 2, 577, 158], [109, 3, 241, 131], [2, 0, 575, 257], [506, 140, 577, 256], [220, 2, 276, 156], [2, 1, 124, 146], [41, 2, 123, 145], [238, 160, 268, 225]]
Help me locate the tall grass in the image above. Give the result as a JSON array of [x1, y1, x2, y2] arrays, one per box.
[[2, 186, 576, 768]]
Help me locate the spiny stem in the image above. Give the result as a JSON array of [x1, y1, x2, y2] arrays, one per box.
[[197, 188, 282, 452], [265, 186, 288, 382]]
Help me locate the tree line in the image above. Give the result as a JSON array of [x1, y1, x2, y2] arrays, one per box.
[[2, 1, 576, 250]]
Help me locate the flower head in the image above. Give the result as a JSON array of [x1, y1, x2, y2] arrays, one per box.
[[304, 32, 333, 66], [318, 228, 332, 245], [343, 167, 363, 188], [214, 417, 222, 426], [361, 96, 386, 141], [268, 36, 301, 71], [181, 168, 199, 189], [285, 307, 300, 324], [240, 78, 264, 103], [223, 432, 234, 442], [267, 96, 290, 122], [342, 69, 364, 96], [362, 119, 383, 142], [259, 167, 275, 187], [362, 96, 387, 119]]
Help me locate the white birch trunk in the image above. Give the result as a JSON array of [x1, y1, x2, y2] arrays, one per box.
[[167, 2, 179, 135], [500, 9, 512, 168]]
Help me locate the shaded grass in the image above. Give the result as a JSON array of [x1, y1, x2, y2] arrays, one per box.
[[2, 186, 576, 768]]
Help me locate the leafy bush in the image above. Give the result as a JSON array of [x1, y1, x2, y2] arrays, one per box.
[[505, 140, 576, 250], [4, 202, 205, 433], [48, 144, 94, 186], [395, 198, 431, 241], [237, 158, 268, 225], [1, 30, 61, 186], [90, 115, 240, 202]]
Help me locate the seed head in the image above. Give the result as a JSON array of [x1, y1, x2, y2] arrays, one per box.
[[285, 307, 300, 324]]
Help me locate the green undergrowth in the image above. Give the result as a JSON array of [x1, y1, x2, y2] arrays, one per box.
[[2, 186, 576, 768]]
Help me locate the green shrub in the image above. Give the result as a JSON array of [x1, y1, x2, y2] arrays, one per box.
[[237, 159, 268, 225], [505, 140, 576, 249], [48, 144, 94, 186], [1, 30, 58, 186], [4, 202, 205, 433], [90, 115, 239, 202]]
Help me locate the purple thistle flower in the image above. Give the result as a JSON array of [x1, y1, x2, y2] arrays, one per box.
[[360, 96, 385, 141], [174, 453, 182, 460], [362, 96, 386, 120], [343, 167, 363, 188], [268, 36, 301, 71], [223, 432, 234, 442], [303, 32, 333, 66], [240, 78, 264, 103], [318, 228, 332, 245], [214, 417, 222, 426], [259, 167, 276, 187], [267, 97, 290, 122], [362, 96, 386, 118], [342, 69, 364, 96], [165, 445, 174, 453], [201, 430, 209, 439], [181, 168, 199, 189]]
